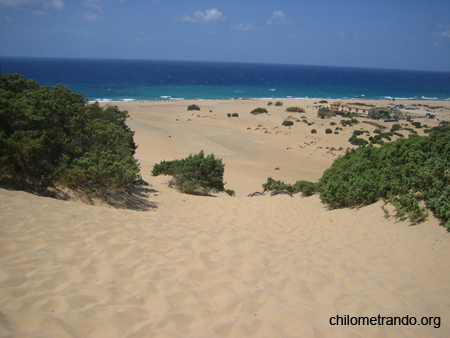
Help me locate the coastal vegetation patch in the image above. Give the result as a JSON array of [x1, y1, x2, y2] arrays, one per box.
[[282, 120, 294, 127], [152, 150, 225, 195], [0, 73, 141, 202], [286, 106, 306, 113], [250, 108, 268, 115], [187, 104, 200, 111], [263, 124, 450, 228]]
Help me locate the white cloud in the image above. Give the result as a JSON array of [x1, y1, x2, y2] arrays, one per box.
[[231, 23, 257, 31], [81, 0, 104, 21], [431, 25, 450, 47], [267, 10, 291, 25], [180, 8, 225, 23], [0, 0, 64, 14]]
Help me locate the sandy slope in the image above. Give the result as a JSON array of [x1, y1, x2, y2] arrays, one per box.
[[1, 99, 450, 337]]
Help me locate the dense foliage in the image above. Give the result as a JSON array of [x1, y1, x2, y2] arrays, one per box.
[[319, 126, 450, 226], [282, 120, 294, 126], [187, 104, 200, 111], [262, 126, 450, 228], [0, 74, 140, 197], [152, 150, 225, 195], [250, 107, 268, 114]]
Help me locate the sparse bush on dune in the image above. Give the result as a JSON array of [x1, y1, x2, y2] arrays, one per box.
[[152, 150, 225, 195], [282, 120, 294, 126], [263, 177, 318, 196], [286, 106, 305, 113], [250, 107, 268, 114], [317, 107, 336, 119], [187, 104, 200, 111], [275, 101, 283, 106]]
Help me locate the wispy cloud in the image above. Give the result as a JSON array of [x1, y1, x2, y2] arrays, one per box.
[[339, 32, 362, 41], [81, 0, 104, 22], [0, 0, 64, 15], [431, 25, 450, 47], [267, 11, 291, 25], [231, 23, 258, 31], [180, 8, 225, 23]]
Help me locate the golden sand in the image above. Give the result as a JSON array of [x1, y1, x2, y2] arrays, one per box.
[[1, 99, 449, 337]]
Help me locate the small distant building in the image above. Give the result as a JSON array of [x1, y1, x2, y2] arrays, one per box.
[[331, 101, 379, 116]]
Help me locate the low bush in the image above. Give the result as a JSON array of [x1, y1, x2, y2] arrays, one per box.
[[411, 121, 422, 128], [341, 118, 359, 127], [348, 135, 368, 146], [152, 150, 225, 195], [282, 120, 294, 127], [187, 104, 200, 111], [311, 129, 317, 134], [353, 130, 365, 136], [251, 107, 268, 115], [286, 106, 305, 113], [325, 128, 333, 134], [275, 101, 283, 106], [267, 101, 273, 106], [390, 123, 402, 132], [263, 177, 318, 196], [317, 108, 336, 119], [232, 113, 239, 117]]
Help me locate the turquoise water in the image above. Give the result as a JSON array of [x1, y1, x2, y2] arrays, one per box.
[[1, 57, 449, 101]]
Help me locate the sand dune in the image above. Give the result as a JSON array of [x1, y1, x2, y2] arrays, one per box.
[[1, 99, 450, 337]]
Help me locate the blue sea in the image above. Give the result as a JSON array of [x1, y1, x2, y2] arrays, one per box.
[[1, 57, 450, 102]]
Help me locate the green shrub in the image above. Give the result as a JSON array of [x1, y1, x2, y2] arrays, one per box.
[[275, 101, 283, 106], [250, 107, 268, 114], [319, 126, 450, 227], [263, 177, 318, 196], [232, 113, 239, 117], [282, 120, 294, 127], [325, 128, 333, 134], [353, 130, 365, 136], [0, 73, 141, 199], [227, 113, 231, 117], [267, 101, 273, 106], [286, 106, 305, 113], [348, 135, 368, 146], [341, 118, 359, 127], [152, 150, 225, 195], [319, 100, 328, 104], [311, 129, 317, 134], [390, 123, 402, 132], [187, 104, 200, 111], [317, 108, 336, 119]]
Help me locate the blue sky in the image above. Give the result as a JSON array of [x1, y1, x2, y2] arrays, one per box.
[[1, 0, 450, 71]]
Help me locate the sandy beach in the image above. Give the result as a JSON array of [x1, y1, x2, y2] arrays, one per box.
[[1, 98, 450, 337]]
